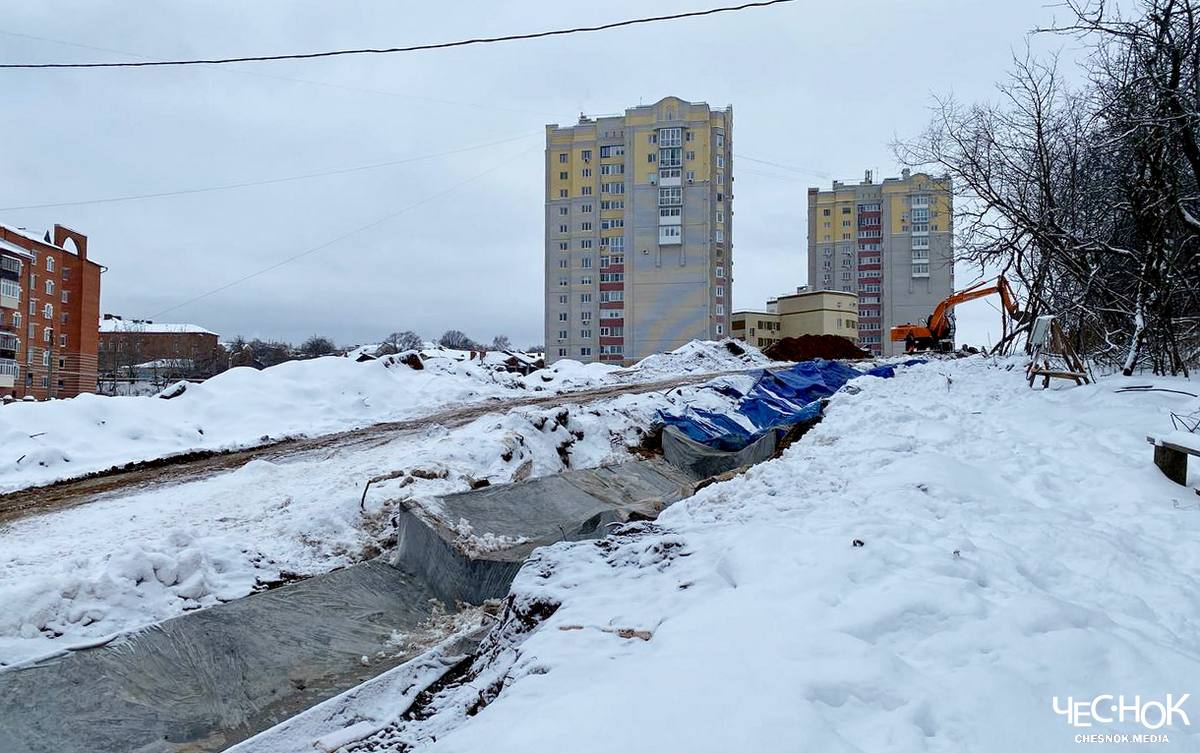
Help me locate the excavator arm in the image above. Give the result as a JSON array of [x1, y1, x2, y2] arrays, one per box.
[[890, 275, 1020, 351]]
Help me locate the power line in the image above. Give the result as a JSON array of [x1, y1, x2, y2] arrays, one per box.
[[0, 28, 552, 116], [0, 1, 797, 70], [735, 154, 828, 179], [150, 143, 539, 318], [0, 132, 539, 211]]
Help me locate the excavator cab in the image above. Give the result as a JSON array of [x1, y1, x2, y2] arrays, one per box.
[[890, 276, 1018, 353]]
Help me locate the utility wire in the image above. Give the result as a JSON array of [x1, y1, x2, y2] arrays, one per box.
[[150, 143, 538, 318], [0, 0, 797, 69], [735, 154, 829, 178], [0, 132, 539, 211], [0, 28, 551, 116]]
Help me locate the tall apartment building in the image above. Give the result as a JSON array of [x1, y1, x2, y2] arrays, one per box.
[[807, 170, 953, 356], [544, 96, 732, 365], [0, 223, 103, 399]]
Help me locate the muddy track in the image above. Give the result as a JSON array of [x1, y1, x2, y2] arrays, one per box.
[[0, 371, 747, 526]]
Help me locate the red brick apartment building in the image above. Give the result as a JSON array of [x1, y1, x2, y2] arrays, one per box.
[[0, 223, 103, 400], [98, 315, 223, 378]]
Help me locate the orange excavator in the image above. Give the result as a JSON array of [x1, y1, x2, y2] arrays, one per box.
[[890, 275, 1021, 353]]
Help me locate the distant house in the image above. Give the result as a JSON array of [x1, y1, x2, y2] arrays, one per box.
[[98, 315, 225, 384]]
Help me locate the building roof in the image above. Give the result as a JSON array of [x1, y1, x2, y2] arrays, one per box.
[[99, 320, 218, 336], [0, 223, 60, 249], [0, 237, 35, 259]]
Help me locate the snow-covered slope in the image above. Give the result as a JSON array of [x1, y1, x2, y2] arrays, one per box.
[[306, 357, 1200, 752], [0, 340, 766, 494]]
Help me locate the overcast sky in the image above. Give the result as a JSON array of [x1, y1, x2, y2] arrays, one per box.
[[0, 0, 1079, 348]]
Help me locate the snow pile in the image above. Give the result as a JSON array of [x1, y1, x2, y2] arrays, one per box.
[[0, 382, 744, 666], [321, 358, 1200, 752], [623, 339, 771, 380], [0, 341, 768, 494]]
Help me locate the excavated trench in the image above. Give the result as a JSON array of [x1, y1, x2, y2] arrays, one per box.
[[0, 359, 878, 753]]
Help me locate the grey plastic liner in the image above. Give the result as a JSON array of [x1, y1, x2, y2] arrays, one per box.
[[392, 459, 701, 605], [0, 560, 451, 753], [661, 424, 779, 478]]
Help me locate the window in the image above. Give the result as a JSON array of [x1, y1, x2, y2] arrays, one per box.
[[715, 286, 724, 298], [60, 334, 67, 347], [599, 272, 624, 282], [558, 241, 568, 250], [581, 204, 592, 213], [716, 211, 724, 224], [12, 312, 19, 328], [580, 256, 593, 267], [686, 150, 695, 161], [600, 290, 624, 302], [43, 327, 52, 343], [686, 130, 694, 142], [842, 206, 851, 214], [558, 330, 568, 340], [659, 207, 681, 219], [558, 312, 568, 321], [580, 311, 592, 321], [558, 206, 568, 216], [558, 224, 568, 233], [601, 182, 625, 194], [686, 170, 695, 181], [580, 329, 592, 338], [558, 259, 568, 269], [716, 155, 725, 168], [648, 133, 657, 144], [44, 280, 53, 295], [580, 222, 592, 231], [559, 171, 568, 180], [601, 218, 625, 230], [658, 225, 682, 243], [715, 267, 725, 278], [559, 294, 568, 304], [581, 168, 591, 178], [716, 324, 724, 335], [714, 230, 724, 242], [581, 150, 592, 161], [659, 147, 682, 168], [559, 277, 569, 287], [581, 186, 592, 195], [658, 187, 682, 206], [716, 172, 724, 185], [912, 263, 930, 277], [716, 133, 725, 148], [602, 309, 622, 318], [716, 193, 724, 203], [558, 348, 567, 356], [559, 189, 568, 198], [715, 304, 725, 315], [600, 164, 624, 175], [822, 208, 831, 216], [600, 200, 624, 210], [580, 276, 592, 285], [580, 293, 592, 302], [599, 145, 624, 158], [559, 153, 568, 163], [580, 240, 593, 249], [43, 303, 52, 319], [659, 127, 682, 147], [46, 257, 54, 272], [580, 347, 592, 356]]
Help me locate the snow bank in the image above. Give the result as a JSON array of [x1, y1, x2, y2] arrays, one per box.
[[0, 379, 747, 666], [339, 358, 1200, 752], [0, 341, 769, 494], [623, 338, 771, 379]]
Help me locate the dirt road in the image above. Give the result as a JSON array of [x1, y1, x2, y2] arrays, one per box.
[[0, 370, 742, 526]]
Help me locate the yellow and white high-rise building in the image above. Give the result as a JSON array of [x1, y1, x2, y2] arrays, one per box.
[[544, 96, 732, 364]]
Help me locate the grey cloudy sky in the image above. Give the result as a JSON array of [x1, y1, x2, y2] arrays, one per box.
[[1, 0, 1075, 348]]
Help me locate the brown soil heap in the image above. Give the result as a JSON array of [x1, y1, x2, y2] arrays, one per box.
[[764, 335, 871, 361]]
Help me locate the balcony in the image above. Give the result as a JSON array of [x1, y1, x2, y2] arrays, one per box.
[[0, 333, 17, 352], [0, 357, 17, 388], [1, 256, 21, 279]]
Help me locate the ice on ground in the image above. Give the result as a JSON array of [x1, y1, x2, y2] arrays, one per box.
[[298, 357, 1200, 753]]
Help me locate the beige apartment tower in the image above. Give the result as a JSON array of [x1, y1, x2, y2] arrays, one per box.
[[807, 170, 953, 356], [545, 96, 733, 364]]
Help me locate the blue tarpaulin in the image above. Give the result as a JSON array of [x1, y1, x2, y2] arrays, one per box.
[[660, 358, 917, 451]]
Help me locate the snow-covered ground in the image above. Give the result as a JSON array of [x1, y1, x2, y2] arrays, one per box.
[[0, 340, 767, 494], [245, 357, 1200, 752], [0, 378, 747, 667]]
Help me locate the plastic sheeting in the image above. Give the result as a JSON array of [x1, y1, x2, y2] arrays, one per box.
[[659, 358, 908, 451], [392, 459, 700, 606], [0, 560, 452, 753], [661, 424, 779, 478]]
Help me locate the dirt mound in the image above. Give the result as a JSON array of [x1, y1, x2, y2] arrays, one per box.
[[764, 335, 871, 361]]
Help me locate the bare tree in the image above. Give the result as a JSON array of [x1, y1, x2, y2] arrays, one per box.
[[438, 330, 476, 350], [385, 330, 424, 351], [299, 335, 337, 358], [895, 2, 1200, 375], [491, 334, 513, 351]]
